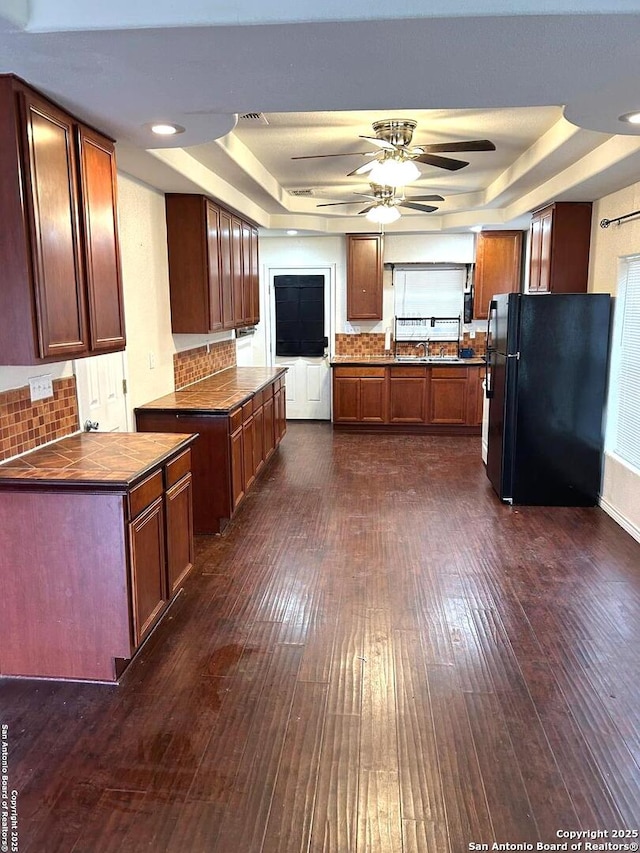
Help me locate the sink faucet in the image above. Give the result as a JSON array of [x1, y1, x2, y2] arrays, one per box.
[[438, 346, 447, 358], [415, 342, 427, 357]]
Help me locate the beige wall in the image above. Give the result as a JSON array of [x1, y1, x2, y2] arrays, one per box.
[[589, 182, 640, 541], [116, 173, 176, 416]]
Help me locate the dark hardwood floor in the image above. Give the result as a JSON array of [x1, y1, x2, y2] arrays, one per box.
[[2, 422, 640, 852]]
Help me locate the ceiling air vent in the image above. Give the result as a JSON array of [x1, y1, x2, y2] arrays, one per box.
[[288, 189, 315, 197], [239, 112, 269, 125]]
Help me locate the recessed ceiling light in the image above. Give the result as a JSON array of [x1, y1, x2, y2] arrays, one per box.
[[149, 122, 185, 136], [618, 111, 640, 125], [286, 230, 298, 235]]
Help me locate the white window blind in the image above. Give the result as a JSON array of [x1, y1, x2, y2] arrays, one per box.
[[611, 256, 640, 471], [393, 265, 465, 341]]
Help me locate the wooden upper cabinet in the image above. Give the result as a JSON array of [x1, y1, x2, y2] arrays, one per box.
[[231, 215, 244, 327], [165, 193, 259, 333], [473, 230, 523, 319], [77, 125, 126, 352], [528, 202, 592, 294], [0, 74, 125, 364], [347, 234, 383, 320], [219, 207, 235, 330]]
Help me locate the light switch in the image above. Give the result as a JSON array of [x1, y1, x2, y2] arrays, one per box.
[[29, 374, 54, 402]]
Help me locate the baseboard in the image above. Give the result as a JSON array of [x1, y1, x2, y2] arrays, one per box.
[[599, 496, 640, 544]]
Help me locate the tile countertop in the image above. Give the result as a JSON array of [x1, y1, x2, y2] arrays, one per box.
[[135, 366, 288, 414], [330, 356, 486, 366], [0, 432, 196, 489]]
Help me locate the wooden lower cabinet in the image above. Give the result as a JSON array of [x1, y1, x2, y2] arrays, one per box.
[[389, 368, 427, 423], [429, 368, 469, 425], [129, 496, 167, 646], [333, 367, 387, 423], [0, 435, 196, 682], [165, 472, 194, 596], [135, 371, 287, 534], [332, 364, 483, 433]]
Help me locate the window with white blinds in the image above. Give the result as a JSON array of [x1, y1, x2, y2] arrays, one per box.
[[609, 256, 640, 471], [393, 265, 466, 341]]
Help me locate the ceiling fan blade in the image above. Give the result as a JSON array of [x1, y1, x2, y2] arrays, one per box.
[[315, 201, 361, 207], [422, 139, 496, 153], [347, 160, 378, 177], [414, 153, 469, 171], [407, 194, 445, 202], [357, 205, 376, 215], [399, 201, 439, 213], [358, 135, 396, 151], [291, 151, 374, 160]]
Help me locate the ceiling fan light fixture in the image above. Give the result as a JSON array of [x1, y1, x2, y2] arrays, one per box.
[[366, 204, 401, 224], [369, 157, 420, 187]]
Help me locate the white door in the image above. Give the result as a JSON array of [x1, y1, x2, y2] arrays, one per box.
[[74, 351, 129, 432], [268, 266, 332, 420]]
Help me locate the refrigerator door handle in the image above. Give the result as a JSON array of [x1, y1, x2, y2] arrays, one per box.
[[485, 349, 494, 398], [486, 298, 498, 351], [485, 299, 498, 398]]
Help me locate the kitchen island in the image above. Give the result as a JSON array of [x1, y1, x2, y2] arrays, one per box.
[[331, 356, 485, 433], [0, 431, 197, 682], [135, 366, 287, 534]]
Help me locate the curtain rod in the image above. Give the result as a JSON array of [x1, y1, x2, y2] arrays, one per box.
[[600, 209, 640, 228]]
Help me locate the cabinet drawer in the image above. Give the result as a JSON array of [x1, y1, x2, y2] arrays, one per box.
[[165, 449, 191, 488], [263, 381, 274, 399], [389, 366, 426, 378], [253, 389, 264, 410], [431, 367, 468, 379], [129, 470, 163, 519], [229, 407, 243, 432], [242, 401, 253, 422], [333, 366, 386, 378]]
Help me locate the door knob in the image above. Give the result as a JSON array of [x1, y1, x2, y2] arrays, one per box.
[[84, 419, 99, 432]]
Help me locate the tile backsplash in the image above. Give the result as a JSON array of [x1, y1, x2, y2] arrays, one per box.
[[0, 376, 79, 462], [335, 331, 487, 357], [174, 340, 237, 389]]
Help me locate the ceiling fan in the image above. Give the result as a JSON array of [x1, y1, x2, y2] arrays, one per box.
[[293, 118, 496, 183], [316, 183, 444, 222]]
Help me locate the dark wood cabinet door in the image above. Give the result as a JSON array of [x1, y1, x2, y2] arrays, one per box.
[[429, 374, 468, 424], [231, 215, 244, 326], [21, 90, 88, 359], [347, 234, 383, 320], [165, 473, 194, 597], [465, 366, 484, 426], [206, 201, 224, 331], [360, 377, 387, 422], [219, 208, 235, 329], [263, 394, 275, 460], [528, 202, 591, 294], [389, 377, 427, 423], [243, 415, 256, 490], [473, 230, 523, 319], [275, 385, 287, 443], [241, 221, 252, 325], [230, 427, 245, 510], [333, 377, 360, 422], [250, 226, 260, 325], [253, 404, 265, 474], [128, 497, 167, 646], [77, 125, 126, 352]]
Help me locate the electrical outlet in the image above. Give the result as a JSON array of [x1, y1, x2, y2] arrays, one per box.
[[29, 374, 54, 402], [469, 329, 476, 339], [148, 351, 156, 369]]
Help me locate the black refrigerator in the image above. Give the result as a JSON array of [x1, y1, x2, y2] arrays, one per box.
[[485, 292, 611, 505]]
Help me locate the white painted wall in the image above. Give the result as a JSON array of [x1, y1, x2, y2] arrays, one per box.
[[589, 181, 640, 541], [256, 231, 476, 361], [0, 362, 73, 394]]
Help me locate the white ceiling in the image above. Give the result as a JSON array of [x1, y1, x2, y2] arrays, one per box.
[[3, 3, 640, 234]]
